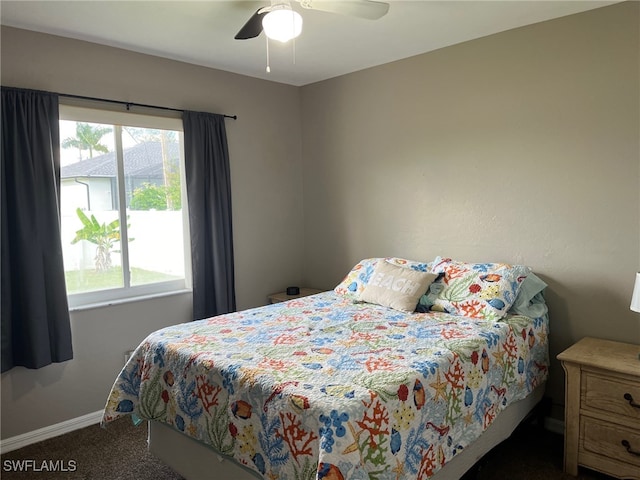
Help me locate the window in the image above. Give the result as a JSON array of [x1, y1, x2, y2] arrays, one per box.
[[59, 105, 190, 308]]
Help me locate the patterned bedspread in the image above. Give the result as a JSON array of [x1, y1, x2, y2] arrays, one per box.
[[102, 292, 549, 480]]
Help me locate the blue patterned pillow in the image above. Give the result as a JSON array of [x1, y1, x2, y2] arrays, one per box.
[[421, 257, 530, 320]]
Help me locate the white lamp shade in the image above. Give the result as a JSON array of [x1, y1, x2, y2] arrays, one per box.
[[631, 272, 640, 313], [262, 8, 302, 43]]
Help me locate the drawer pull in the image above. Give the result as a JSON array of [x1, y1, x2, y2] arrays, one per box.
[[624, 393, 640, 408], [622, 440, 640, 457]]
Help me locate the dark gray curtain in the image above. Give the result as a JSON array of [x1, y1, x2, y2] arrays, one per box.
[[1, 87, 73, 373], [183, 111, 236, 319]]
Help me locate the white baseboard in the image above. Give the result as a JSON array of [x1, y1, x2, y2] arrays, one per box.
[[0, 410, 103, 454]]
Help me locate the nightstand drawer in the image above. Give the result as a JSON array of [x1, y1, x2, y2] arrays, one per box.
[[558, 337, 640, 478], [583, 372, 640, 422], [581, 416, 640, 468]]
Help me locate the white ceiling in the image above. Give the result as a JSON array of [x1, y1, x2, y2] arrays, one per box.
[[0, 0, 618, 86]]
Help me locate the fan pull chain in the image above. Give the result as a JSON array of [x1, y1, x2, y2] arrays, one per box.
[[266, 36, 271, 73], [292, 13, 296, 65], [292, 30, 296, 65]]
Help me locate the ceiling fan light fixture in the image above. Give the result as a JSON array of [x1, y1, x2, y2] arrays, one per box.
[[262, 7, 303, 43]]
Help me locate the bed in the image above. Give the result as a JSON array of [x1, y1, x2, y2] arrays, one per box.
[[102, 257, 550, 480]]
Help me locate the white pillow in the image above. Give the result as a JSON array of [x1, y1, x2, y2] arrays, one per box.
[[359, 261, 437, 313]]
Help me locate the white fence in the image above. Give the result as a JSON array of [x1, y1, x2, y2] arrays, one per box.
[[61, 209, 186, 276]]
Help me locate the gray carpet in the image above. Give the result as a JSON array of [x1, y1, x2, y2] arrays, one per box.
[[468, 423, 612, 480], [1, 418, 181, 480], [1, 418, 614, 479]]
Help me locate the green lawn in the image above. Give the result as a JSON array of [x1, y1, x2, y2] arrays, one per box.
[[65, 266, 181, 294]]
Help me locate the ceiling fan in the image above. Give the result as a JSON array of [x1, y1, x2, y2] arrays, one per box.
[[234, 0, 390, 41]]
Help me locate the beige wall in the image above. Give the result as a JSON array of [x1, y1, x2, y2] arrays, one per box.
[[1, 26, 304, 439], [1, 294, 192, 439], [300, 2, 640, 412]]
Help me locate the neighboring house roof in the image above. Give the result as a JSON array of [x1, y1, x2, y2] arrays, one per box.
[[61, 141, 179, 179]]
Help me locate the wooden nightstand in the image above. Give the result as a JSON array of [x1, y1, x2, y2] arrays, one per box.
[[557, 337, 640, 479], [268, 288, 322, 304]]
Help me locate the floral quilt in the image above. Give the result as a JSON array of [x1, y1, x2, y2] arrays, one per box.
[[102, 292, 549, 480]]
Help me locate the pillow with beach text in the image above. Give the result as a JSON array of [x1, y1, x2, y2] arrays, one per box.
[[359, 260, 437, 312], [334, 257, 433, 299]]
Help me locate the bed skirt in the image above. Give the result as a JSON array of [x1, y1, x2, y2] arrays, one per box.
[[147, 384, 546, 480]]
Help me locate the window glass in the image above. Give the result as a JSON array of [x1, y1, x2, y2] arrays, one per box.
[[59, 107, 189, 306], [123, 127, 185, 286], [60, 120, 122, 294]]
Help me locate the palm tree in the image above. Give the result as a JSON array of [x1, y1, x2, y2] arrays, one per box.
[[62, 122, 111, 159]]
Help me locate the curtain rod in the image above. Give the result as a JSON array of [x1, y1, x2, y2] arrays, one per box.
[[59, 92, 237, 120]]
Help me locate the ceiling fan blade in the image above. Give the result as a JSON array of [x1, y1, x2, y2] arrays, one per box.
[[298, 1, 389, 20], [234, 8, 268, 40]]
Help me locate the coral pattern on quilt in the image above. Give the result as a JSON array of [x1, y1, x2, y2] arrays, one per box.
[[102, 292, 549, 480]]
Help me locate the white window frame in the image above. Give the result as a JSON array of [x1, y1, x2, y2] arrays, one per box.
[[59, 104, 192, 309]]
